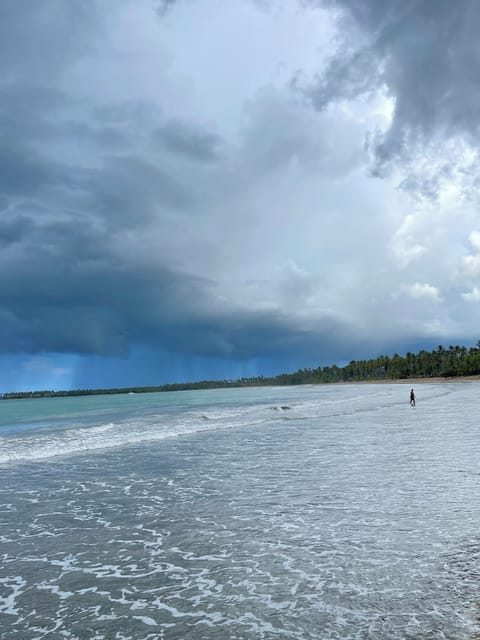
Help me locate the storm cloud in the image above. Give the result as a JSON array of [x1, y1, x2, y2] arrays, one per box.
[[0, 0, 479, 390], [305, 0, 480, 183]]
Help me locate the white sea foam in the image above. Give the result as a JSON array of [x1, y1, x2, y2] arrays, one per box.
[[0, 400, 279, 463], [0, 576, 26, 615], [1, 383, 456, 464], [0, 419, 204, 463], [2, 382, 480, 639], [132, 616, 157, 626]]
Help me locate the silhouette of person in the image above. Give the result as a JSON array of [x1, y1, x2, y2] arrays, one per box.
[[410, 388, 416, 406]]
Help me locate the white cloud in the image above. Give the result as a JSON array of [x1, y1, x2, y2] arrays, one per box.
[[460, 230, 480, 277], [461, 254, 480, 277], [402, 283, 442, 302], [461, 287, 480, 302], [391, 239, 427, 269], [470, 230, 480, 252]]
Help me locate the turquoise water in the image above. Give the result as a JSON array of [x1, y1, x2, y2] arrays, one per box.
[[1, 383, 480, 638]]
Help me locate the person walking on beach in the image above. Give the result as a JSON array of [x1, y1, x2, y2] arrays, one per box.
[[410, 388, 416, 406]]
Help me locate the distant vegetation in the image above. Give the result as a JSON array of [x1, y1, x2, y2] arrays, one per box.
[[2, 342, 480, 400]]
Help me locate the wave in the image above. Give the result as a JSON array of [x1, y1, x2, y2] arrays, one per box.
[[0, 382, 460, 464], [0, 404, 276, 464]]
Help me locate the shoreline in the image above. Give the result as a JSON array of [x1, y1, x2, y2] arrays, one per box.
[[2, 375, 480, 401]]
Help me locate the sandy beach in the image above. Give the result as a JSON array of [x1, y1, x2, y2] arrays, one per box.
[[338, 375, 480, 385], [391, 375, 480, 384]]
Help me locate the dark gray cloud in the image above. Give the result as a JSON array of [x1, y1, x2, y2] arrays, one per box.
[[0, 144, 62, 196], [0, 0, 100, 82], [305, 0, 480, 171], [89, 155, 195, 224], [0, 142, 357, 361], [0, 55, 219, 359], [0, 85, 69, 143], [0, 212, 35, 247], [154, 0, 179, 17], [153, 119, 222, 162], [0, 203, 358, 360]]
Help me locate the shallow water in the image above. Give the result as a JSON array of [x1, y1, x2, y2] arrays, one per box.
[[1, 383, 480, 639]]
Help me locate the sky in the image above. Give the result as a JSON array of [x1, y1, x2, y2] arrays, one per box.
[[1, 0, 480, 392]]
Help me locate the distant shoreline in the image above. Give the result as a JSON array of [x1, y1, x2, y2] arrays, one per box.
[[2, 374, 480, 401], [3, 342, 480, 399]]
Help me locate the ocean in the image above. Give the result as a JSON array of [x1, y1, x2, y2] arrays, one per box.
[[1, 382, 480, 639]]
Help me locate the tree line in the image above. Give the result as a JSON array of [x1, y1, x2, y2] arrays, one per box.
[[2, 341, 480, 400]]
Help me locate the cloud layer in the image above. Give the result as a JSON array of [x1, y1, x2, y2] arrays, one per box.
[[1, 0, 479, 389]]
